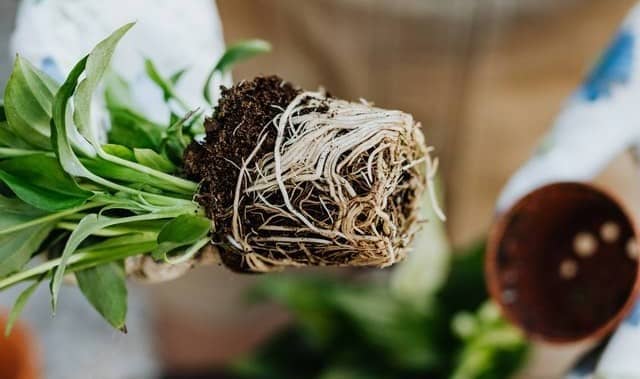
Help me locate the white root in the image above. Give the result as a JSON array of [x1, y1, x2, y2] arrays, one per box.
[[226, 90, 442, 272]]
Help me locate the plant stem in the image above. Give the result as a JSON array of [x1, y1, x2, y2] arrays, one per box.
[[0, 201, 104, 235], [0, 236, 158, 290], [0, 148, 51, 158]]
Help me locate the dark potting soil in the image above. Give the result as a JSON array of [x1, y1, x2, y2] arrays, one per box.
[[183, 76, 301, 271]]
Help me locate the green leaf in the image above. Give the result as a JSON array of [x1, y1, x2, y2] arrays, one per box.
[[0, 154, 92, 211], [50, 209, 184, 311], [3, 56, 59, 148], [102, 144, 135, 161], [157, 214, 211, 244], [161, 109, 202, 163], [204, 39, 271, 105], [74, 23, 134, 143], [51, 55, 95, 178], [144, 59, 189, 110], [104, 73, 164, 150], [81, 157, 191, 196], [5, 279, 42, 337], [133, 148, 175, 173], [50, 27, 196, 198], [106, 106, 163, 150], [0, 122, 32, 149], [76, 262, 128, 330], [104, 71, 135, 111], [0, 195, 48, 232], [0, 102, 6, 122], [170, 68, 187, 85], [152, 214, 210, 260], [0, 222, 54, 278]]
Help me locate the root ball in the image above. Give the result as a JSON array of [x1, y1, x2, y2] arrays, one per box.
[[185, 76, 438, 272]]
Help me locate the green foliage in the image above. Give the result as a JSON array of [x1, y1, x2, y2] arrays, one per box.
[[0, 154, 93, 211], [232, 242, 530, 379], [204, 39, 271, 105], [152, 214, 211, 262], [0, 24, 242, 331], [5, 279, 42, 337], [76, 262, 127, 331], [0, 222, 54, 277], [3, 56, 58, 149], [106, 106, 164, 150], [133, 148, 176, 173]]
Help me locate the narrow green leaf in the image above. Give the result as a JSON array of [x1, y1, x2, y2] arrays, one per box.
[[50, 209, 185, 311], [5, 279, 42, 337], [76, 262, 128, 330], [102, 144, 135, 161], [204, 39, 271, 105], [81, 157, 192, 196], [3, 56, 59, 148], [0, 154, 91, 197], [170, 68, 187, 85], [0, 169, 90, 211], [104, 71, 135, 111], [51, 55, 94, 178], [133, 148, 175, 173], [161, 109, 202, 163], [0, 222, 54, 278], [0, 102, 5, 122], [158, 214, 211, 244], [0, 195, 48, 232], [0, 154, 92, 211], [74, 23, 134, 142], [144, 59, 189, 110], [106, 106, 163, 150], [153, 214, 211, 260], [0, 122, 32, 149]]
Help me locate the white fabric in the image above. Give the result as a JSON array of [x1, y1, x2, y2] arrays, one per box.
[[11, 0, 230, 123]]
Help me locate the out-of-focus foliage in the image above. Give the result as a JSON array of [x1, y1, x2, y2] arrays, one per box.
[[231, 242, 529, 379]]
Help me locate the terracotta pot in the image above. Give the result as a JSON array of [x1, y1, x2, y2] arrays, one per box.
[[0, 312, 41, 379], [486, 182, 640, 343]]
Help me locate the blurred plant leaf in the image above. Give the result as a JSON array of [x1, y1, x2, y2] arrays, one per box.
[[5, 278, 42, 336], [438, 241, 488, 315], [237, 239, 529, 379], [144, 59, 189, 111], [204, 39, 271, 105], [104, 71, 136, 111], [449, 303, 529, 379]]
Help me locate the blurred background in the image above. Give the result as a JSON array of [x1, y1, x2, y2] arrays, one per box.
[[2, 0, 640, 378]]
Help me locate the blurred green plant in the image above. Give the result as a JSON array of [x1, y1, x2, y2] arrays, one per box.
[[231, 244, 529, 379]]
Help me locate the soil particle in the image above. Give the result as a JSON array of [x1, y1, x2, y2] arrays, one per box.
[[183, 76, 301, 270]]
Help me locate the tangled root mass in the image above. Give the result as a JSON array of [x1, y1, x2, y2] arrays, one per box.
[[185, 76, 435, 272]]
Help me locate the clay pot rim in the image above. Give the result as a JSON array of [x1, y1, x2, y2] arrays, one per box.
[[485, 181, 640, 344]]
